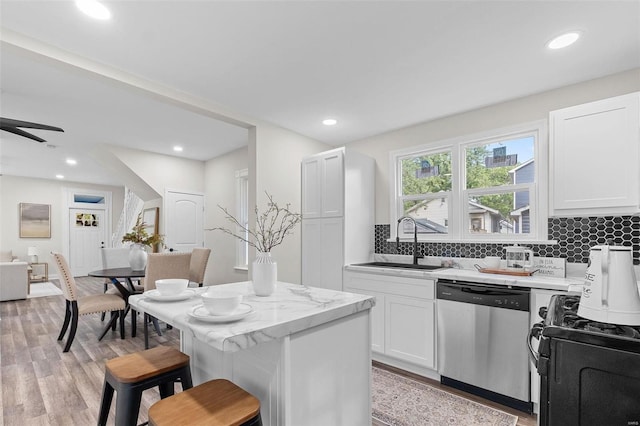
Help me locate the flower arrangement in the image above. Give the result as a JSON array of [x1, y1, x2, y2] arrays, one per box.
[[208, 192, 302, 253], [122, 213, 165, 248]]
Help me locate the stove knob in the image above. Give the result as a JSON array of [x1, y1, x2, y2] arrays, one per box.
[[538, 306, 548, 319]]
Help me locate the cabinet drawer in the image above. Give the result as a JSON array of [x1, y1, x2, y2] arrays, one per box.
[[344, 271, 435, 300]]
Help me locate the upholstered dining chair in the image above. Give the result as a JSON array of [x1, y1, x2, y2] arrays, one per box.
[[189, 247, 211, 287], [139, 252, 191, 348], [51, 252, 126, 352]]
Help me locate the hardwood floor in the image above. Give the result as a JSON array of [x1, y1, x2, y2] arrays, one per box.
[[1, 277, 537, 426]]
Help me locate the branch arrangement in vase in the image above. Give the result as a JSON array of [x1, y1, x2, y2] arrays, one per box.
[[122, 213, 165, 248], [207, 192, 302, 253]]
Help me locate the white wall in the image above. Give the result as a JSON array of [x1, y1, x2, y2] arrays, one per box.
[[204, 146, 249, 285], [108, 145, 206, 196], [0, 175, 124, 274], [347, 68, 640, 224], [253, 124, 332, 284]]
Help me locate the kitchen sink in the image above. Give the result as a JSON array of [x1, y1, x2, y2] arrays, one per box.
[[351, 261, 445, 271]]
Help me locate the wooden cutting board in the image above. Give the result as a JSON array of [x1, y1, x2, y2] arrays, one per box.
[[477, 267, 537, 276]]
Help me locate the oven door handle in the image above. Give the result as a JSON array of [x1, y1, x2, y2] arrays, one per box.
[[527, 322, 544, 368]]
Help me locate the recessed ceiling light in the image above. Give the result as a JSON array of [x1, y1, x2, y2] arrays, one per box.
[[322, 118, 338, 126], [547, 32, 581, 50], [75, 0, 111, 20], [66, 158, 77, 165], [56, 174, 65, 179], [173, 146, 183, 152]]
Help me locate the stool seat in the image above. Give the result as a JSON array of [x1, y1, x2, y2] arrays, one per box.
[[106, 345, 189, 383], [98, 346, 193, 426], [149, 379, 262, 426]]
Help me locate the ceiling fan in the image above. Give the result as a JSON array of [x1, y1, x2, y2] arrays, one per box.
[[0, 117, 64, 142]]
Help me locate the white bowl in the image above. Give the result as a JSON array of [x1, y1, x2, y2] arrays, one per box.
[[201, 290, 242, 315], [155, 278, 189, 296]]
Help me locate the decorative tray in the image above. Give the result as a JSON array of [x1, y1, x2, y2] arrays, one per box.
[[475, 266, 537, 276]]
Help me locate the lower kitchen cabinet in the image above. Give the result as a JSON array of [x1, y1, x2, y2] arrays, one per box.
[[344, 270, 436, 371]]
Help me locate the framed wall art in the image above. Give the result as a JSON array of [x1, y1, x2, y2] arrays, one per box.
[[19, 203, 51, 238], [143, 207, 159, 235]]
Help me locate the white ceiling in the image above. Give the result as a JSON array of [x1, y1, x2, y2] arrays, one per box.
[[1, 1, 639, 186]]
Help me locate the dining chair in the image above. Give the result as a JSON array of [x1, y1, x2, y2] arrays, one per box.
[[139, 252, 191, 348], [189, 247, 211, 287], [51, 252, 127, 352]]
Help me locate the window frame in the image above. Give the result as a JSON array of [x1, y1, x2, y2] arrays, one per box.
[[235, 168, 249, 269], [390, 120, 549, 243]]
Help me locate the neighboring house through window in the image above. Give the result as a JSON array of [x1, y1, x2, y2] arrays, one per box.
[[391, 121, 548, 242]]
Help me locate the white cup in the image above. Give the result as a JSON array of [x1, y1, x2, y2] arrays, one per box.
[[483, 256, 501, 269], [155, 278, 189, 295]]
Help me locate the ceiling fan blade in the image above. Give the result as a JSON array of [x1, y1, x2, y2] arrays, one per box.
[[0, 125, 47, 143], [0, 117, 64, 143]]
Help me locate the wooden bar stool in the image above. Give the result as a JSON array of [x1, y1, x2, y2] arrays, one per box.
[[98, 346, 193, 426], [148, 379, 262, 426]]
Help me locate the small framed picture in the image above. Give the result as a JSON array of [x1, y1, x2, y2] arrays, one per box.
[[20, 203, 51, 238]]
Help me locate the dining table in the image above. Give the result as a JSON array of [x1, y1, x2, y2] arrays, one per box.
[[88, 267, 147, 337]]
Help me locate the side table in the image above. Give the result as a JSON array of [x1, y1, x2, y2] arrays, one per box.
[[28, 262, 49, 294]]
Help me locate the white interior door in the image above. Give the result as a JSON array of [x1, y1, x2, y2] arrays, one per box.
[[165, 190, 204, 252], [69, 208, 107, 276]]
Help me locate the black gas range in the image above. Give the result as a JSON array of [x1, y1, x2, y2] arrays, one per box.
[[528, 294, 640, 426]]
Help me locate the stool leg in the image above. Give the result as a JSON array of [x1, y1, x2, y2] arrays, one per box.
[[158, 381, 175, 398], [97, 380, 114, 426], [180, 366, 193, 391], [115, 387, 143, 426], [131, 309, 137, 338]]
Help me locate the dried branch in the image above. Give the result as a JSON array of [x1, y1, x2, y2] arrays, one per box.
[[206, 192, 302, 253]]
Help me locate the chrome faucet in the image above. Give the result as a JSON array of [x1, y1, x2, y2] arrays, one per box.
[[396, 216, 423, 265]]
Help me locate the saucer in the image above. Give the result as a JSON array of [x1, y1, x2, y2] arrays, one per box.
[[188, 303, 254, 323], [145, 289, 196, 302]]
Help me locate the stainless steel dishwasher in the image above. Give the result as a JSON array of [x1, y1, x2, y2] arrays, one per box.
[[437, 279, 532, 412]]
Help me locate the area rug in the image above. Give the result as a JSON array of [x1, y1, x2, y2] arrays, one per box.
[[28, 282, 63, 298], [372, 367, 518, 426]]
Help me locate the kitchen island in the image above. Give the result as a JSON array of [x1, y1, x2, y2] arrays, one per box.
[[129, 281, 375, 426]]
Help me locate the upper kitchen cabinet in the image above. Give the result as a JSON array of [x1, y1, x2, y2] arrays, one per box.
[[301, 147, 375, 291], [301, 148, 344, 218], [549, 92, 640, 216]]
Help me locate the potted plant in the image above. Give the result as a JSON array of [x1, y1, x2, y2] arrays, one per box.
[[208, 192, 301, 296], [122, 213, 165, 270]]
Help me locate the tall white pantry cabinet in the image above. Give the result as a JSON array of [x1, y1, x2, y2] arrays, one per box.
[[301, 147, 375, 290]]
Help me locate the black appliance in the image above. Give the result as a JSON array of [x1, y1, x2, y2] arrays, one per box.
[[528, 294, 640, 426]]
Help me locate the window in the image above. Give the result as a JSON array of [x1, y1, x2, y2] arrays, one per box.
[[235, 169, 249, 268], [391, 121, 548, 242]]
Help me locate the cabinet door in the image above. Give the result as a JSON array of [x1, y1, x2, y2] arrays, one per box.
[[302, 156, 322, 219], [302, 218, 343, 291], [550, 92, 640, 215], [321, 150, 344, 217], [344, 274, 385, 354], [385, 295, 436, 369]]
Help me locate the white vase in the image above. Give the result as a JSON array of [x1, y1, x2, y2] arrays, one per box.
[[129, 243, 148, 271], [252, 252, 277, 296]]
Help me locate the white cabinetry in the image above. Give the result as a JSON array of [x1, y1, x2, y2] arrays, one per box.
[[301, 148, 374, 290], [549, 92, 640, 216], [344, 270, 437, 372]]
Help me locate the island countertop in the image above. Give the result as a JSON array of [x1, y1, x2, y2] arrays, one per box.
[[128, 281, 376, 352]]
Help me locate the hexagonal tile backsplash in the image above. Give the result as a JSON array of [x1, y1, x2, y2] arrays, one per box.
[[375, 215, 640, 265]]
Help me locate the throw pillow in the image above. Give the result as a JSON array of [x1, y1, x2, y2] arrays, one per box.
[[0, 250, 13, 262]]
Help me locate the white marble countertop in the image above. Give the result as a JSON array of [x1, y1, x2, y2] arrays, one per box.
[[345, 255, 585, 291], [129, 281, 375, 352]]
